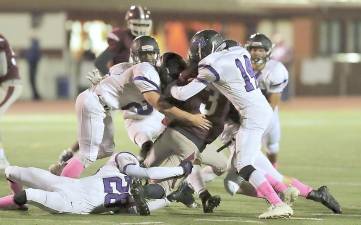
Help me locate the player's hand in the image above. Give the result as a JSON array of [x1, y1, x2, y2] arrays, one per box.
[[87, 69, 103, 86], [179, 160, 193, 176], [190, 114, 212, 130]]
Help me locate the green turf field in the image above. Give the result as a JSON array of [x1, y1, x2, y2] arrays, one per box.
[[0, 110, 360, 225]]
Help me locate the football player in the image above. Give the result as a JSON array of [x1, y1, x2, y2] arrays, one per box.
[[245, 33, 288, 167], [95, 5, 153, 75], [49, 6, 157, 172], [0, 152, 193, 215], [170, 30, 293, 218], [0, 34, 22, 169], [221, 111, 342, 214], [142, 53, 232, 213], [59, 36, 210, 179]]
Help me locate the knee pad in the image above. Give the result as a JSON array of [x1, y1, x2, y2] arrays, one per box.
[[143, 184, 165, 199], [238, 165, 256, 181], [14, 190, 27, 205]]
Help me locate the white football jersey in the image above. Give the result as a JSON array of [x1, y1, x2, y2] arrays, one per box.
[[94, 62, 160, 115], [256, 59, 289, 94], [196, 46, 272, 123], [53, 152, 138, 214]]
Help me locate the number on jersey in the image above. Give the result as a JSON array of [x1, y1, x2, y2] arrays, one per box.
[[200, 88, 220, 116], [103, 176, 131, 207], [235, 55, 258, 92]]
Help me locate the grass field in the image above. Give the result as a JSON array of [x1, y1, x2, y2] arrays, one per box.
[[0, 108, 360, 225]]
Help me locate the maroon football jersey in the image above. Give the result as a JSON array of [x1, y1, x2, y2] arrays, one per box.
[[169, 65, 231, 151], [107, 28, 135, 65], [0, 34, 20, 83]]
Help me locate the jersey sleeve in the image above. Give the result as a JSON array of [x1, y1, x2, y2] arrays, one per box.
[[133, 63, 160, 93], [113, 152, 140, 173], [196, 63, 220, 84], [107, 28, 124, 52], [267, 62, 289, 93]]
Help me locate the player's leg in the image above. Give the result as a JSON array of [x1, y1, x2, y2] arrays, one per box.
[[235, 127, 293, 218], [143, 128, 184, 167], [61, 90, 107, 178], [200, 142, 228, 183], [5, 166, 72, 191], [0, 81, 22, 169], [125, 110, 165, 160], [97, 113, 115, 159], [264, 113, 281, 167], [22, 188, 71, 213]]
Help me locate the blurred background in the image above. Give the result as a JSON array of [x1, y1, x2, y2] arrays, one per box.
[[1, 0, 361, 100]]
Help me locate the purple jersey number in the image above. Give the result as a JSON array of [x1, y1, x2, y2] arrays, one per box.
[[103, 176, 131, 207], [235, 55, 258, 92]]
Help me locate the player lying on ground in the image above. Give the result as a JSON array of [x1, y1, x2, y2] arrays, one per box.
[[0, 152, 193, 215]]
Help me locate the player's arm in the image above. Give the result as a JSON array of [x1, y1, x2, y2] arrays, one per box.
[[125, 161, 192, 180], [268, 93, 282, 110], [171, 63, 218, 101], [170, 79, 207, 101], [267, 63, 289, 110], [0, 50, 7, 76], [115, 153, 193, 180], [143, 91, 211, 130], [94, 48, 117, 76], [94, 29, 124, 75]]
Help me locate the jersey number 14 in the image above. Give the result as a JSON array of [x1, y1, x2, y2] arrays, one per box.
[[235, 55, 258, 92]]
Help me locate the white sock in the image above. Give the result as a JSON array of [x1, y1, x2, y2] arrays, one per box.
[[201, 166, 217, 183], [147, 198, 171, 212], [186, 165, 206, 195]]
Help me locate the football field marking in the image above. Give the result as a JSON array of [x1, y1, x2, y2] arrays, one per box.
[[195, 218, 264, 224], [312, 213, 361, 217], [290, 217, 323, 221], [118, 222, 164, 225], [0, 218, 164, 225]]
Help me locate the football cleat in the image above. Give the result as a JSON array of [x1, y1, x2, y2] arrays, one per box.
[[306, 186, 342, 214], [167, 182, 197, 208], [58, 149, 74, 163], [199, 191, 221, 213], [131, 179, 150, 216], [258, 202, 293, 219], [48, 162, 67, 176], [279, 186, 299, 206]]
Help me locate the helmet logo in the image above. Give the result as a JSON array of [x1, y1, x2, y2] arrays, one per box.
[[193, 37, 207, 48], [141, 45, 154, 51]]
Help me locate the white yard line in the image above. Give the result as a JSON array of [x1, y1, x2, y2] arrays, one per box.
[[195, 218, 264, 224], [118, 223, 164, 225], [312, 213, 361, 217], [290, 217, 324, 221], [0, 218, 164, 225]]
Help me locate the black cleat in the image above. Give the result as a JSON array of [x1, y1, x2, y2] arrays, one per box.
[[167, 182, 197, 208], [200, 191, 221, 213], [307, 186, 342, 214], [131, 179, 150, 216]]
